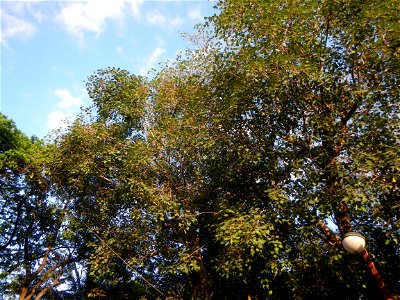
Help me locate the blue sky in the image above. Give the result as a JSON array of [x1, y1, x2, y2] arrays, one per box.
[[1, 0, 217, 138]]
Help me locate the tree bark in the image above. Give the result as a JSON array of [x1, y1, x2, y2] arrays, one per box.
[[190, 252, 211, 299], [335, 201, 352, 236], [316, 218, 341, 247]]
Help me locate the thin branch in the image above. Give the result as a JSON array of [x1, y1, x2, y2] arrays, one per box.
[[0, 198, 24, 251], [32, 246, 52, 276], [316, 219, 341, 247]]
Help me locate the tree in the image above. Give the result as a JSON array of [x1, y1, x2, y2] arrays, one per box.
[[0, 113, 81, 300], [47, 0, 399, 299], [201, 0, 400, 297]]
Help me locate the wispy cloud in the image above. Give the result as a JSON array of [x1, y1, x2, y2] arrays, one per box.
[[0, 10, 37, 45], [47, 89, 83, 131], [54, 89, 83, 109], [26, 3, 47, 24], [55, 0, 142, 43], [146, 10, 166, 25], [170, 17, 184, 28], [116, 46, 124, 55], [146, 10, 183, 28], [187, 6, 203, 21], [129, 0, 142, 19], [55, 1, 122, 39], [47, 111, 68, 132], [140, 47, 166, 76]]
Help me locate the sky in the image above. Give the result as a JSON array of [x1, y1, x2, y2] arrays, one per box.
[[1, 0, 217, 138]]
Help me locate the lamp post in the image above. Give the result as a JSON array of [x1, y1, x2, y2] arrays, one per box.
[[342, 232, 393, 300]]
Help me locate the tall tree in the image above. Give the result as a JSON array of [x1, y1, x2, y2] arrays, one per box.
[[47, 0, 399, 298], [202, 0, 400, 297], [0, 113, 82, 299]]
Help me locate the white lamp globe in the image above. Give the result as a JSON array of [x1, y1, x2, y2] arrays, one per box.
[[342, 232, 366, 254]]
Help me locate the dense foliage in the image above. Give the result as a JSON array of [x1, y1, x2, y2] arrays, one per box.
[[0, 113, 82, 300], [1, 0, 399, 299]]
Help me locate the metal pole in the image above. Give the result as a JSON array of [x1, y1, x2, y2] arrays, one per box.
[[361, 249, 392, 300]]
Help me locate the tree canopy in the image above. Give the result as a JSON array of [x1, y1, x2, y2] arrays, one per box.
[[1, 0, 399, 299]]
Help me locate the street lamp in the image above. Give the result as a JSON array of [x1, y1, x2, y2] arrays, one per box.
[[342, 232, 393, 300], [342, 232, 366, 254]]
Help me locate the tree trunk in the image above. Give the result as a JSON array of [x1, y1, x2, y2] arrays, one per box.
[[19, 287, 29, 300], [335, 201, 352, 236], [189, 252, 211, 299]]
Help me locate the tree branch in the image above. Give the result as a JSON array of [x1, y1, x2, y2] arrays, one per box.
[[315, 219, 341, 247], [0, 198, 24, 251]]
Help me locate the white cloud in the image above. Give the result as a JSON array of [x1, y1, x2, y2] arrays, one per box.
[[147, 47, 166, 66], [55, 0, 142, 42], [47, 111, 68, 131], [0, 1, 55, 46], [2, 0, 143, 45], [27, 4, 47, 24], [146, 10, 166, 25], [0, 10, 37, 45], [54, 89, 83, 109], [128, 0, 142, 19], [169, 17, 184, 28], [12, 0, 59, 1], [116, 46, 124, 54], [47, 89, 84, 131], [146, 10, 183, 28], [2, 1, 29, 17], [140, 47, 166, 76], [187, 7, 203, 21], [56, 2, 121, 36]]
